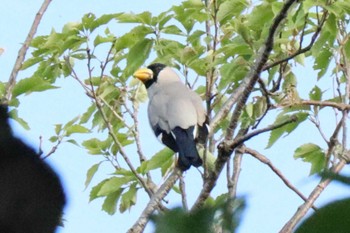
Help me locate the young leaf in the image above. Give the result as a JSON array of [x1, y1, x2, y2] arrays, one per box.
[[119, 182, 138, 213], [97, 176, 135, 196], [217, 0, 249, 25], [12, 76, 59, 98], [8, 108, 30, 130], [66, 139, 79, 146], [82, 138, 109, 155], [102, 189, 124, 215], [266, 112, 308, 148], [65, 124, 90, 136], [294, 143, 326, 175], [21, 57, 44, 70], [85, 162, 102, 189], [89, 179, 108, 202], [138, 148, 174, 174], [124, 38, 153, 78], [80, 104, 96, 124], [309, 86, 322, 101]]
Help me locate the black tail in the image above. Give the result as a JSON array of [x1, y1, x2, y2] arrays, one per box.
[[172, 126, 203, 171]]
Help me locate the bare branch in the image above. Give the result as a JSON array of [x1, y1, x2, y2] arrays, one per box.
[[228, 147, 243, 199], [179, 175, 188, 211], [279, 159, 347, 233], [229, 115, 298, 149], [4, 0, 52, 103], [42, 137, 63, 160], [297, 100, 350, 111], [127, 169, 182, 233], [239, 146, 317, 211]]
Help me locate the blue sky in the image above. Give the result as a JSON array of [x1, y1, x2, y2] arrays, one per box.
[[1, 1, 350, 233]]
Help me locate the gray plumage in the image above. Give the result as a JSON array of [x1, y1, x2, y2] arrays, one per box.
[[134, 63, 208, 170]]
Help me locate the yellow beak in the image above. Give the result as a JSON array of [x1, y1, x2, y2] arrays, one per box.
[[133, 68, 153, 82]]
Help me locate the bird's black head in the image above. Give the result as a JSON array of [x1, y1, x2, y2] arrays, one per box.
[[144, 63, 166, 87]]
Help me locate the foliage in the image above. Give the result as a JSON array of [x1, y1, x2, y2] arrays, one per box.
[[1, 0, 350, 232], [295, 198, 350, 233], [295, 174, 350, 233], [151, 197, 245, 233]]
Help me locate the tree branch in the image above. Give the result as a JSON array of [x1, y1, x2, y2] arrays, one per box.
[[279, 159, 347, 233], [229, 115, 298, 149], [294, 100, 350, 111], [227, 147, 244, 199], [4, 0, 52, 103], [239, 146, 317, 211], [263, 10, 328, 71], [192, 0, 298, 210], [127, 169, 182, 233]]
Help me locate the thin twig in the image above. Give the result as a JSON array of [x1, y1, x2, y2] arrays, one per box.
[[240, 146, 317, 211], [179, 174, 188, 211], [263, 10, 328, 71], [279, 159, 347, 233], [229, 115, 298, 148], [228, 147, 244, 199], [42, 136, 63, 160], [4, 0, 52, 103], [297, 100, 350, 111]]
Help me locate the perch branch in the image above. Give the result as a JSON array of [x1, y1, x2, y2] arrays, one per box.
[[127, 169, 182, 233]]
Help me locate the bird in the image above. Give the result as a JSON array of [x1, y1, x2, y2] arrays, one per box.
[[0, 105, 66, 233], [133, 63, 209, 171]]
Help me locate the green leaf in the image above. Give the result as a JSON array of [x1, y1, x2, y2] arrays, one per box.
[[247, 2, 274, 31], [89, 179, 107, 201], [90, 14, 119, 32], [171, 1, 207, 33], [54, 124, 62, 135], [313, 48, 332, 79], [151, 207, 216, 233], [12, 76, 59, 98], [98, 176, 135, 196], [124, 38, 153, 78], [102, 189, 124, 215], [65, 124, 90, 136], [294, 143, 326, 175], [217, 0, 249, 25], [21, 57, 44, 70], [8, 109, 30, 130], [82, 138, 107, 155], [93, 34, 116, 47], [66, 139, 79, 146], [138, 148, 174, 174], [295, 198, 350, 233], [266, 112, 308, 148], [116, 11, 152, 24], [309, 86, 322, 101], [49, 136, 58, 143], [80, 104, 96, 124], [85, 162, 102, 189], [161, 25, 185, 36], [119, 182, 138, 213]]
